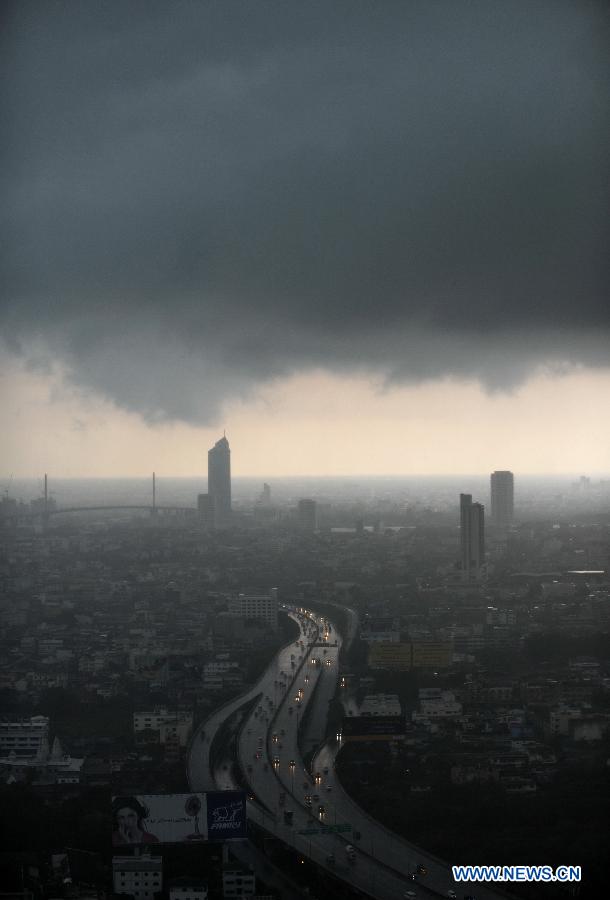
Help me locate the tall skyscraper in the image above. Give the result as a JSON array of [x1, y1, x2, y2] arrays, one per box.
[[460, 493, 485, 581], [490, 470, 514, 528], [208, 435, 231, 526], [298, 498, 317, 532]]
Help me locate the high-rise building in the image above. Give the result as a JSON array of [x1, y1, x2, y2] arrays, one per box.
[[228, 588, 279, 629], [460, 493, 485, 581], [208, 435, 231, 526], [298, 498, 317, 532], [490, 470, 514, 528], [197, 493, 216, 530]]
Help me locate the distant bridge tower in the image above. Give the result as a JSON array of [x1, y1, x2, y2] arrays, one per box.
[[152, 472, 157, 516]]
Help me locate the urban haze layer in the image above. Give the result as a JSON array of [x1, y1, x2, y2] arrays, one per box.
[[1, 439, 609, 900]]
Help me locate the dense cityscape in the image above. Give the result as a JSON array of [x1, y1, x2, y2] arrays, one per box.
[[4, 3, 608, 899], [1, 436, 609, 899]]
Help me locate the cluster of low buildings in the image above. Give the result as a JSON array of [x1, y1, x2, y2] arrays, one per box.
[[0, 520, 285, 798], [1, 483, 609, 897]]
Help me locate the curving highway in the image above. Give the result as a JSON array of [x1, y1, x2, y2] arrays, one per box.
[[188, 607, 512, 900]]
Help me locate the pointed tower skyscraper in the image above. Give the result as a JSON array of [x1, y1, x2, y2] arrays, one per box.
[[208, 435, 231, 526]]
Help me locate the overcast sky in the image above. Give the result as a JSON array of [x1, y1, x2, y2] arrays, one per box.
[[2, 1, 609, 476]]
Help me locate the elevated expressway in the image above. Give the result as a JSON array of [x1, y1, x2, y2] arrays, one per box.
[[188, 608, 510, 900]]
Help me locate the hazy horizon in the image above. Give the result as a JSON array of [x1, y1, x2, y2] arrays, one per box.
[[5, 472, 608, 513]]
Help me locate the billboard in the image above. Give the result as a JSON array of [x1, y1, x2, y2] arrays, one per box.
[[342, 715, 406, 741], [368, 641, 412, 670], [207, 790, 248, 840], [112, 791, 247, 845], [411, 641, 453, 669], [368, 641, 453, 670]]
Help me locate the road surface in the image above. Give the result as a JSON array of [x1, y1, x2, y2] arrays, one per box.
[[189, 607, 512, 900]]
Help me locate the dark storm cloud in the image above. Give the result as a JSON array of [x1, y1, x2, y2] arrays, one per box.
[[2, 0, 609, 421]]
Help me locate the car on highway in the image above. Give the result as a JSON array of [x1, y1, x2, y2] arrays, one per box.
[[326, 854, 335, 866], [318, 805, 326, 819], [273, 756, 280, 768], [289, 759, 296, 769], [345, 845, 356, 862], [447, 891, 457, 899], [254, 751, 262, 759], [325, 785, 332, 792], [416, 864, 428, 876], [304, 795, 312, 805], [403, 891, 417, 899]]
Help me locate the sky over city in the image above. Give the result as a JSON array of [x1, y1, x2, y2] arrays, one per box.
[[2, 1, 609, 477]]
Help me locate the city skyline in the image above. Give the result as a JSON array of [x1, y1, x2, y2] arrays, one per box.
[[2, 4, 608, 895]]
